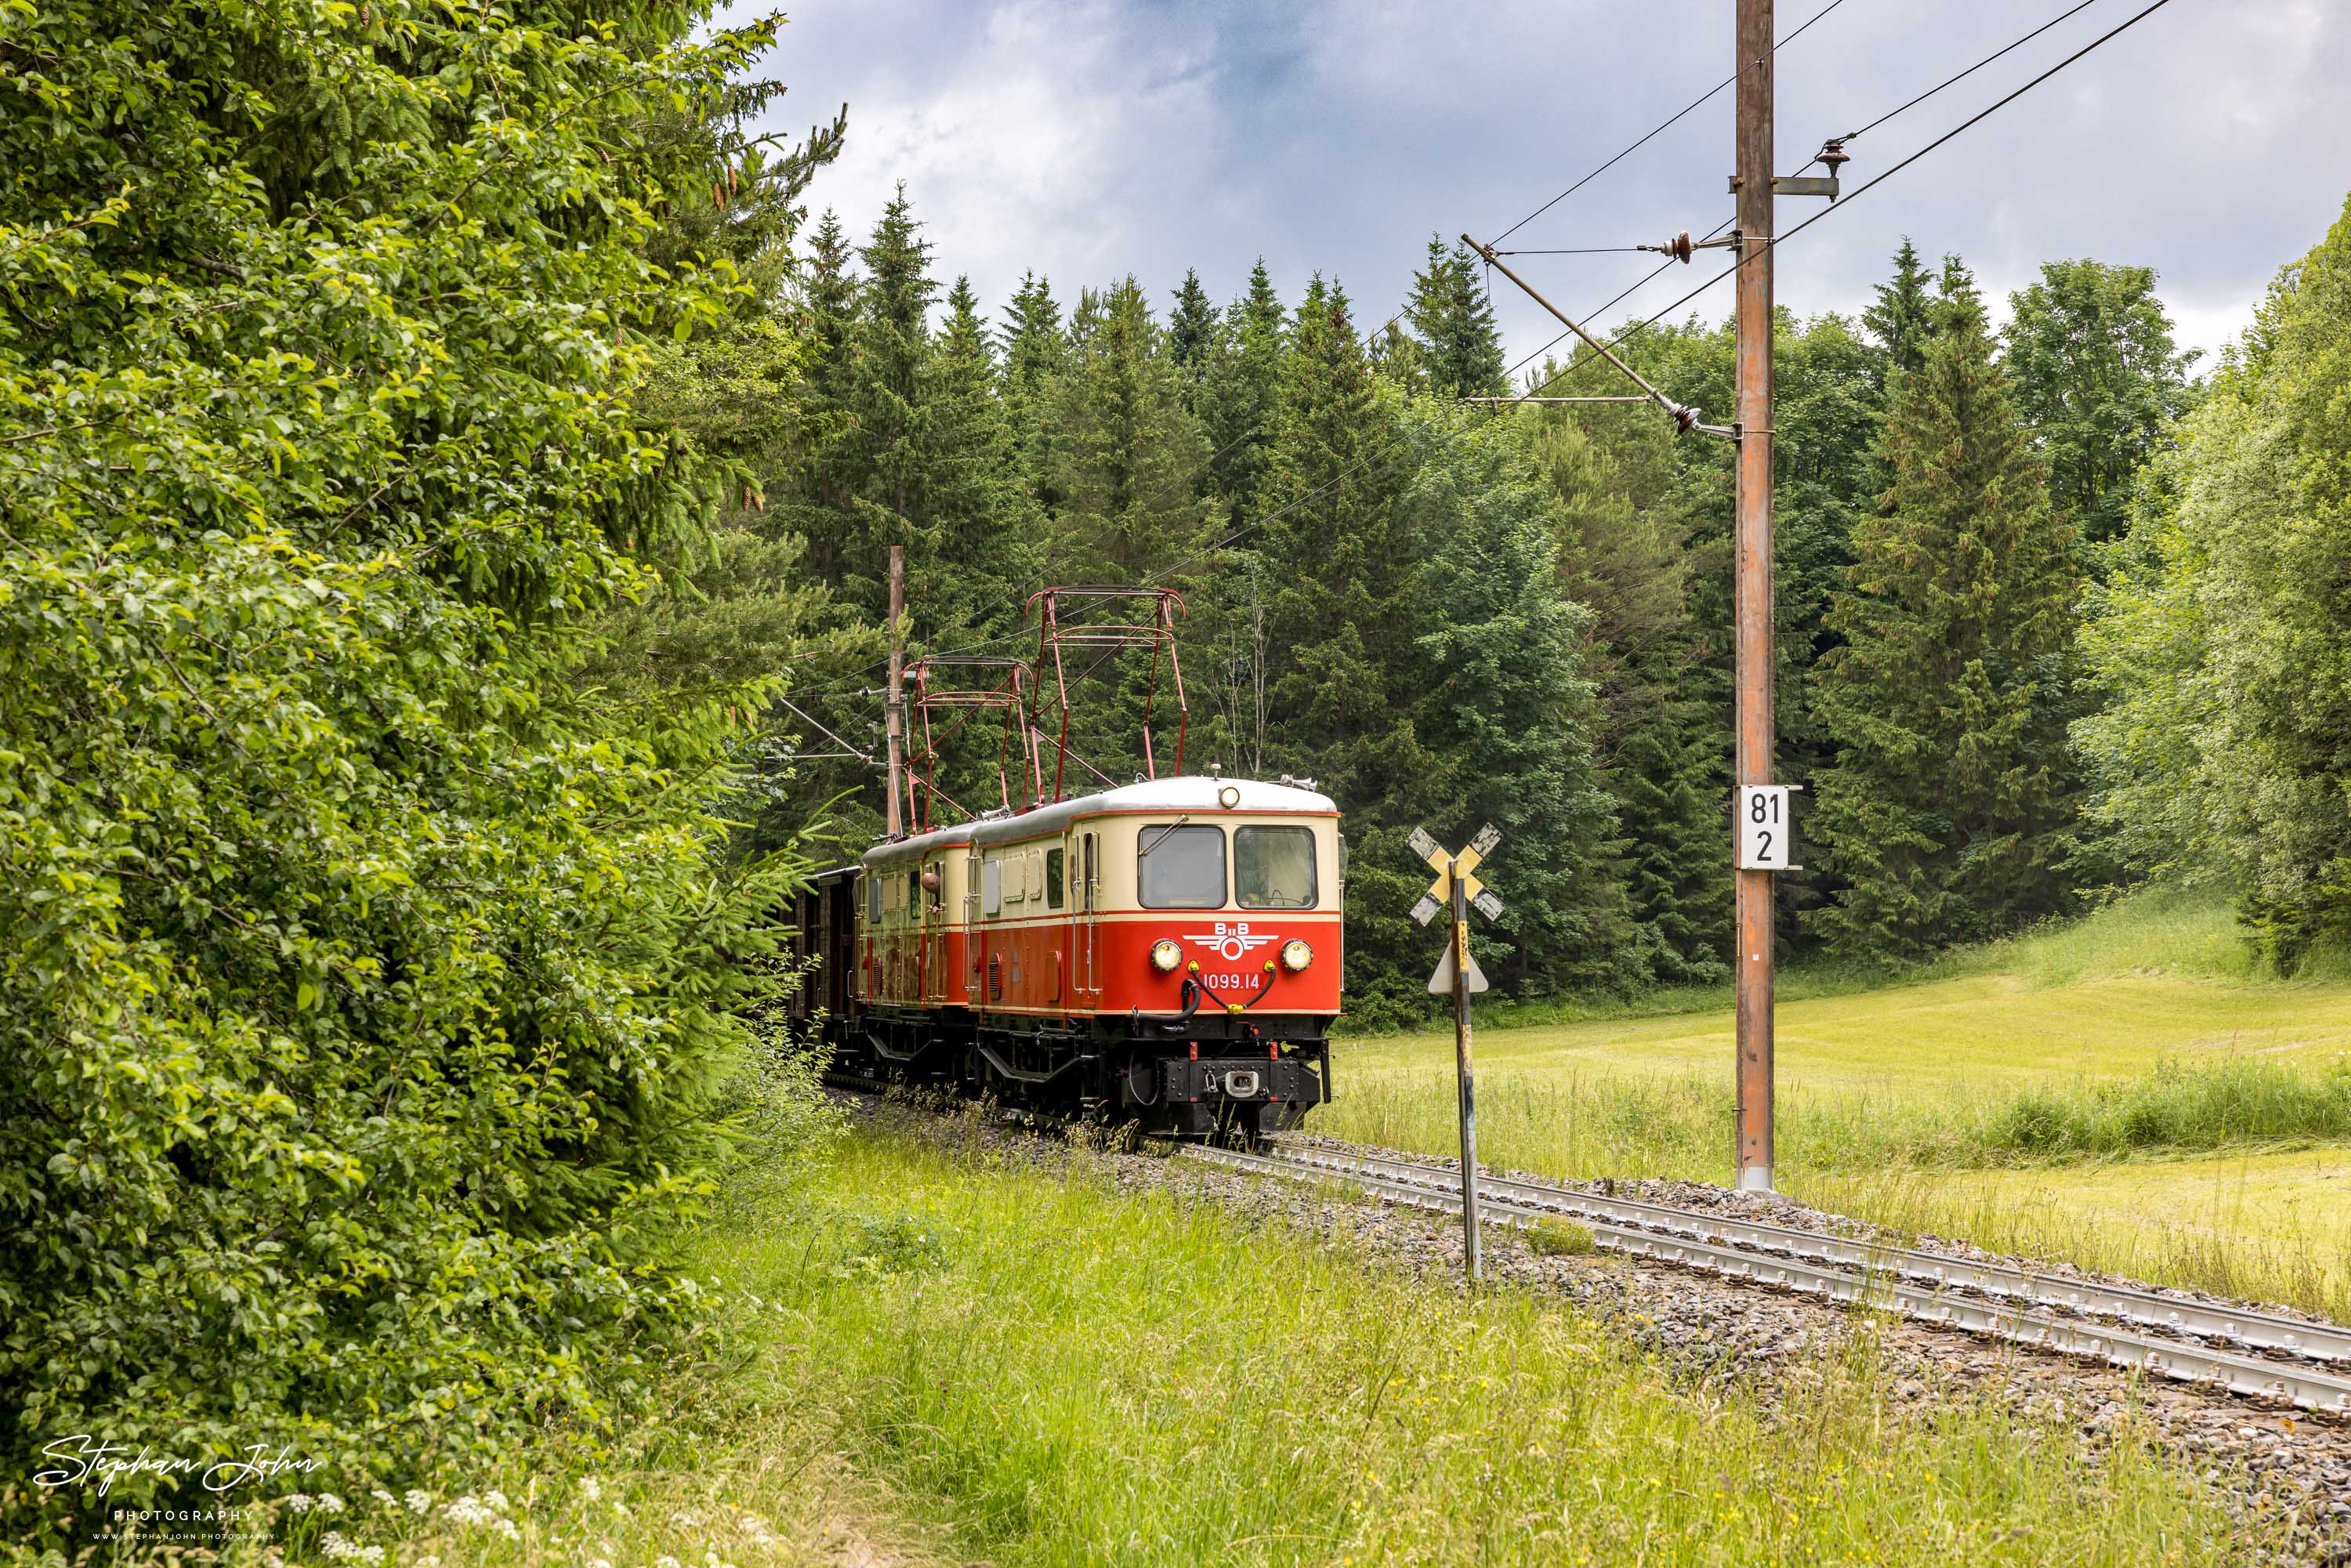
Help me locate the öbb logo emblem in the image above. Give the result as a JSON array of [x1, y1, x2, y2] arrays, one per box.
[[1189, 922, 1275, 962]]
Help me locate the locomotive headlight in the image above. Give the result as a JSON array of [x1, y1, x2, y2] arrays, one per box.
[[1150, 938, 1183, 973], [1280, 939, 1313, 972], [1218, 784, 1241, 809]]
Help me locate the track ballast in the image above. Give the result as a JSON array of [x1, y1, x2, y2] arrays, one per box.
[[1187, 1138, 2351, 1417]]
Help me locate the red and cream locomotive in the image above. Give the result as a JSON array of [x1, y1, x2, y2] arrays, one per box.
[[790, 588, 1341, 1138]]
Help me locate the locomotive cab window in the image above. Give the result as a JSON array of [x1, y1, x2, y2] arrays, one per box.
[[1138, 823, 1226, 909], [1045, 847, 1065, 910], [1236, 824, 1317, 910]]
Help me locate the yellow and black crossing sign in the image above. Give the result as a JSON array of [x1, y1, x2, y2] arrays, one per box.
[[1408, 823, 1505, 928]]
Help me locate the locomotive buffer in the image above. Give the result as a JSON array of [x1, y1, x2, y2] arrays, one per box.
[[1409, 824, 1504, 1282]]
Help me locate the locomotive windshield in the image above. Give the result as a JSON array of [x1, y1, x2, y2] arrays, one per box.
[[1138, 824, 1226, 908], [1236, 825, 1317, 909]]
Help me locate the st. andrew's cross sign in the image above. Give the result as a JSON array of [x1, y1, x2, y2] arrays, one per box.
[[1407, 824, 1504, 1280]]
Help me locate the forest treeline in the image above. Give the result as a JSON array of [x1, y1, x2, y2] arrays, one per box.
[[694, 180, 2347, 1014], [7, 0, 2351, 1530]]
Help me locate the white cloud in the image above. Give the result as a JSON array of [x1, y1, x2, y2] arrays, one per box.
[[747, 0, 2351, 362]]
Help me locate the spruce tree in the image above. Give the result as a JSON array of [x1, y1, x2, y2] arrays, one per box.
[[1936, 253, 1983, 324], [839, 186, 938, 623], [1403, 236, 1508, 398], [1809, 287, 2081, 957], [1365, 314, 1428, 393], [1168, 267, 1218, 413], [1406, 411, 1637, 994], [1045, 277, 1216, 583], [1244, 277, 1428, 1014], [1530, 412, 1728, 982], [919, 277, 1041, 640], [784, 209, 861, 585], [1001, 270, 1070, 515], [1863, 238, 1936, 381], [1200, 259, 1288, 523]]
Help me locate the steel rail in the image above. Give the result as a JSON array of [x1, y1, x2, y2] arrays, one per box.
[[1258, 1141, 2351, 1366], [1183, 1143, 2351, 1416]]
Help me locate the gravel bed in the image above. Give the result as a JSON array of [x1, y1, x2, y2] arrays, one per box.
[[1277, 1130, 2351, 1334], [853, 1095, 2351, 1563]]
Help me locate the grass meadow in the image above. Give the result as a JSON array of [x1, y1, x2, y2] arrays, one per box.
[[339, 1130, 2286, 1568], [1324, 889, 2351, 1316]]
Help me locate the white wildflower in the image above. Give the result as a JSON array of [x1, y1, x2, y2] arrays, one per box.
[[318, 1532, 383, 1564], [588, 1559, 613, 1568], [371, 1490, 397, 1508], [440, 1495, 501, 1529], [284, 1494, 313, 1513], [656, 1556, 683, 1568], [315, 1492, 346, 1515], [484, 1489, 511, 1514], [405, 1488, 434, 1514], [576, 1476, 602, 1503]]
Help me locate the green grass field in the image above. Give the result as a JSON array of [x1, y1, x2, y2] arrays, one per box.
[[335, 1128, 2291, 1566], [1322, 890, 2351, 1316]]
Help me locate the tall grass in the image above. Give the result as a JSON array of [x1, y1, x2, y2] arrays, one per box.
[[1800, 1166, 2351, 1324], [1324, 1059, 2351, 1179], [322, 1129, 2291, 1566], [1321, 1060, 2351, 1316], [1988, 1060, 2351, 1155]]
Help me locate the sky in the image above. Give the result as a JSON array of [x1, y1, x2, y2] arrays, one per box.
[[729, 0, 2349, 373]]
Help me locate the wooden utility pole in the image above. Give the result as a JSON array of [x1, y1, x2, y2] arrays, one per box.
[[1732, 0, 1777, 1193], [886, 545, 906, 840]]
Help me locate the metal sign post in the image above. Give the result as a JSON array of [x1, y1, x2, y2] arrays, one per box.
[[1411, 824, 1504, 1283]]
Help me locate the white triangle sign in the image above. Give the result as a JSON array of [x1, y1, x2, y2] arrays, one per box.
[[1428, 943, 1490, 995]]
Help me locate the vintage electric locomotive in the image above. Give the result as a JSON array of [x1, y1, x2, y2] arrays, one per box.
[[788, 587, 1341, 1138]]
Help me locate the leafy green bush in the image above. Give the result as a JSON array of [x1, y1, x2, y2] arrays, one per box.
[[0, 0, 812, 1533]]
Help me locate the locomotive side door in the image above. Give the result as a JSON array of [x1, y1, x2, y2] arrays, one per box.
[[1078, 828, 1099, 1000], [922, 858, 947, 1001], [963, 849, 983, 1002]]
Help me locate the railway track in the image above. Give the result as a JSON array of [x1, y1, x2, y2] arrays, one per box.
[[1186, 1139, 2351, 1417]]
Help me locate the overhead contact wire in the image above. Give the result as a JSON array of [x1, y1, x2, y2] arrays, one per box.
[[1490, 0, 1849, 247], [1513, 0, 2178, 407]]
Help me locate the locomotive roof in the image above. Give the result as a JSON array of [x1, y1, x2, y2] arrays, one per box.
[[859, 775, 1337, 868]]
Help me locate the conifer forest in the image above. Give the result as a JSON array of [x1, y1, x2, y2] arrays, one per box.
[[7, 0, 2351, 1559]]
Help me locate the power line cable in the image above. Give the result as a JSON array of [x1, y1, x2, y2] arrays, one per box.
[[1490, 0, 1849, 248], [1830, 0, 2104, 150], [1509, 0, 2177, 407], [1501, 215, 1736, 389], [777, 696, 878, 764]]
